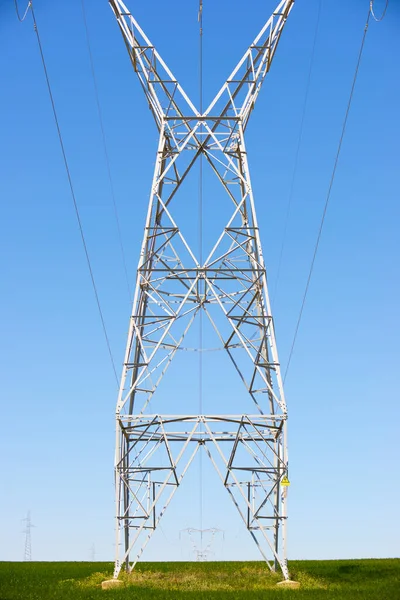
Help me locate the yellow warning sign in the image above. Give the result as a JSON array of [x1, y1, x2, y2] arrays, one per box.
[[281, 476, 290, 487]]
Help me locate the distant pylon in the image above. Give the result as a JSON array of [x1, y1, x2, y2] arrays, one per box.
[[180, 528, 224, 562], [90, 543, 96, 561], [22, 511, 34, 561]]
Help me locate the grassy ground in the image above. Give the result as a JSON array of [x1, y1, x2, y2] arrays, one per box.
[[0, 559, 399, 599]]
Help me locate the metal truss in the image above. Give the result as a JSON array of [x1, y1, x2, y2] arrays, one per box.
[[109, 0, 294, 581]]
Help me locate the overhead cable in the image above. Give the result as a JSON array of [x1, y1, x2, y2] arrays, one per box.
[[370, 0, 389, 22], [80, 0, 132, 300], [198, 0, 204, 550], [284, 4, 377, 383], [15, 1, 119, 385], [272, 0, 322, 306], [14, 0, 31, 22]]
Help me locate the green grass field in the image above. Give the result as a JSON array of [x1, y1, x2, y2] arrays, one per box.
[[0, 559, 399, 599]]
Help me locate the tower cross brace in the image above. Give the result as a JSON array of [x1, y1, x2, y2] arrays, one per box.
[[109, 0, 294, 581]]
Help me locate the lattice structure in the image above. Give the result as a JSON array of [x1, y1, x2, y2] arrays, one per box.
[[180, 528, 224, 562], [109, 0, 294, 581], [22, 511, 33, 561]]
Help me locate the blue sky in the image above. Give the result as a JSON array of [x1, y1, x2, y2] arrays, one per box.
[[0, 0, 399, 563]]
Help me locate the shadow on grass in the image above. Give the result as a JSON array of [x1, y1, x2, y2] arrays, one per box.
[[289, 558, 400, 587]]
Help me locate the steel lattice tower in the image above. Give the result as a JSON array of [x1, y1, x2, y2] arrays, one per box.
[[22, 512, 33, 562], [110, 0, 294, 581]]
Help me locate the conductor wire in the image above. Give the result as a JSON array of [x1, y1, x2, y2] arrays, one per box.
[[272, 0, 321, 305], [20, 2, 119, 385], [80, 0, 132, 300], [370, 0, 389, 21], [284, 5, 374, 383], [14, 0, 31, 22], [198, 0, 204, 551]]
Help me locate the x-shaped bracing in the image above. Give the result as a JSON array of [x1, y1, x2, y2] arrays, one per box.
[[111, 0, 294, 418], [110, 0, 294, 581]]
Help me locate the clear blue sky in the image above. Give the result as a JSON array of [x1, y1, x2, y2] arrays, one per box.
[[0, 0, 399, 563]]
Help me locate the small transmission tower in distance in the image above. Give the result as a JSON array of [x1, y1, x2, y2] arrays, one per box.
[[180, 528, 224, 562], [90, 543, 96, 561], [22, 511, 34, 562]]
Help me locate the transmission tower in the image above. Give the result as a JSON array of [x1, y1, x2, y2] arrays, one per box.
[[90, 543, 96, 561], [109, 0, 294, 581], [22, 511, 34, 561], [180, 528, 224, 562]]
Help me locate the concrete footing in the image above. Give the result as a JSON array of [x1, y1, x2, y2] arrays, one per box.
[[101, 579, 123, 590], [276, 579, 300, 589]]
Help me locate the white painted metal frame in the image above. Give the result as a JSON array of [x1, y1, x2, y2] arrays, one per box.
[[109, 0, 294, 581]]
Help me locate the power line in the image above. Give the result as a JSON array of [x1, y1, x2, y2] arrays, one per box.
[[198, 0, 204, 547], [14, 0, 30, 21], [15, 1, 119, 385], [370, 0, 389, 22], [80, 0, 132, 300], [283, 4, 377, 383], [272, 0, 322, 305]]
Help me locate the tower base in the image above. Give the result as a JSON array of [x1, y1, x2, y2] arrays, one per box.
[[101, 579, 123, 590], [276, 580, 300, 589]]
